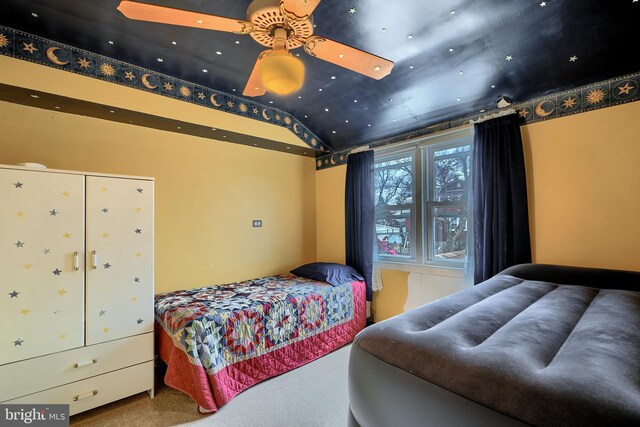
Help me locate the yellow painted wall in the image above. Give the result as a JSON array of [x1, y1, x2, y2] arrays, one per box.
[[316, 165, 346, 263], [0, 101, 317, 294], [316, 101, 640, 321], [522, 101, 640, 271]]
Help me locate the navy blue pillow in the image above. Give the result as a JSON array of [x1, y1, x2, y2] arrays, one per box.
[[290, 262, 364, 286]]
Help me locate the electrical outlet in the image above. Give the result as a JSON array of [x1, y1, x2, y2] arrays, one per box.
[[252, 220, 262, 227]]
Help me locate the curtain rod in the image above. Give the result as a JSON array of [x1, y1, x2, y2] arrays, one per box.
[[470, 108, 516, 124]]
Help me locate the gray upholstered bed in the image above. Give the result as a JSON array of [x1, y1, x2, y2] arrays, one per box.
[[348, 264, 640, 426]]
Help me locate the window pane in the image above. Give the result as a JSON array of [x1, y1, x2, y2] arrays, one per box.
[[432, 206, 467, 261], [433, 147, 470, 202], [375, 209, 412, 258], [375, 156, 412, 206]]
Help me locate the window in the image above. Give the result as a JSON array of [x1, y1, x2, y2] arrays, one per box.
[[374, 128, 472, 266]]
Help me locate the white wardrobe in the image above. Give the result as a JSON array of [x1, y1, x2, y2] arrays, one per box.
[[0, 165, 154, 415]]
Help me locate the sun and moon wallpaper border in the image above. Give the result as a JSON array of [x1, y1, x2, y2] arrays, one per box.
[[0, 26, 330, 154], [0, 26, 638, 171]]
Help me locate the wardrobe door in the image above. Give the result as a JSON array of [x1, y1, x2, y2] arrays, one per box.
[[85, 176, 153, 345], [0, 168, 85, 364]]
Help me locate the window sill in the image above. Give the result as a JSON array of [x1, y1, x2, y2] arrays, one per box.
[[375, 261, 468, 278]]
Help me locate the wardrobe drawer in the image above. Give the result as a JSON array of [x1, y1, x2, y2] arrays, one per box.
[[4, 361, 154, 416], [0, 332, 152, 402]]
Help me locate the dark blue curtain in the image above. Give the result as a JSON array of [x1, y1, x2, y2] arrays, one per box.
[[472, 114, 531, 284], [345, 151, 374, 300]]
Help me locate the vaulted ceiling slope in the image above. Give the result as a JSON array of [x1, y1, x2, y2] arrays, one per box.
[[1, 0, 639, 152]]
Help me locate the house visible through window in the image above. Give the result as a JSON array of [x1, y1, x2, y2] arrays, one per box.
[[374, 128, 472, 266]]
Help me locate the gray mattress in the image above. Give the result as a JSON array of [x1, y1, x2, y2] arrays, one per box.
[[348, 264, 640, 426]]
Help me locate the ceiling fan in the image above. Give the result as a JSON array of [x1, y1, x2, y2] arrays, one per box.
[[117, 0, 394, 96]]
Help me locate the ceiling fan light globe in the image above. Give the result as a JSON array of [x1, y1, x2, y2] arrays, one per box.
[[259, 51, 305, 95]]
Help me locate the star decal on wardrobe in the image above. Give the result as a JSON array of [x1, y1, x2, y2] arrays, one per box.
[[100, 187, 108, 192], [137, 318, 144, 324], [61, 191, 71, 197], [59, 333, 67, 339], [22, 262, 33, 270], [20, 308, 31, 315], [52, 268, 62, 276], [15, 240, 25, 248], [14, 182, 23, 188], [13, 339, 24, 346], [102, 208, 109, 213], [99, 310, 106, 316], [101, 232, 109, 238], [103, 327, 109, 333], [134, 277, 140, 283], [43, 248, 50, 255], [15, 211, 25, 217], [134, 207, 142, 213], [57, 288, 67, 296], [9, 290, 19, 298], [135, 252, 142, 257], [134, 228, 142, 234], [103, 262, 112, 269], [131, 296, 138, 301], [62, 232, 72, 239], [49, 209, 58, 216], [137, 188, 143, 193]]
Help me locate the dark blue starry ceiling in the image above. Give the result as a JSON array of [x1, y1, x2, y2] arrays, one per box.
[[1, 0, 639, 153]]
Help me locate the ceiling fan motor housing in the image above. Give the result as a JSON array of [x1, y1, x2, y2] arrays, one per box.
[[247, 0, 314, 49]]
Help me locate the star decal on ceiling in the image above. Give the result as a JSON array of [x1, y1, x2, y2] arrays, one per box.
[[9, 290, 19, 298], [22, 42, 38, 54], [505, 55, 513, 61], [50, 209, 58, 216], [14, 338, 24, 346], [62, 232, 72, 239], [561, 96, 578, 110], [77, 57, 91, 69], [52, 268, 62, 275], [14, 182, 23, 188], [99, 63, 116, 77], [163, 82, 173, 92], [569, 56, 578, 62], [197, 91, 206, 100], [586, 88, 606, 105], [540, 1, 546, 6], [103, 262, 112, 269], [0, 33, 9, 48], [124, 70, 135, 81], [349, 8, 356, 14], [137, 318, 144, 324], [15, 240, 25, 248], [179, 86, 191, 97], [617, 82, 635, 95], [57, 288, 67, 296]]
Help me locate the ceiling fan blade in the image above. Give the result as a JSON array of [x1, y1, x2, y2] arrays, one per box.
[[243, 51, 270, 97], [304, 36, 394, 80], [117, 0, 253, 34], [280, 0, 322, 20]]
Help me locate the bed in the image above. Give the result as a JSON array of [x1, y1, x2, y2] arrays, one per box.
[[155, 267, 366, 413], [348, 263, 640, 427]]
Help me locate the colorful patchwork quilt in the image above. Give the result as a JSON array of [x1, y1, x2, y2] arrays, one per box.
[[154, 274, 366, 412]]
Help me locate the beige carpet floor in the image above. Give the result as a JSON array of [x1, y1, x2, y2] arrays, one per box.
[[70, 344, 352, 427]]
